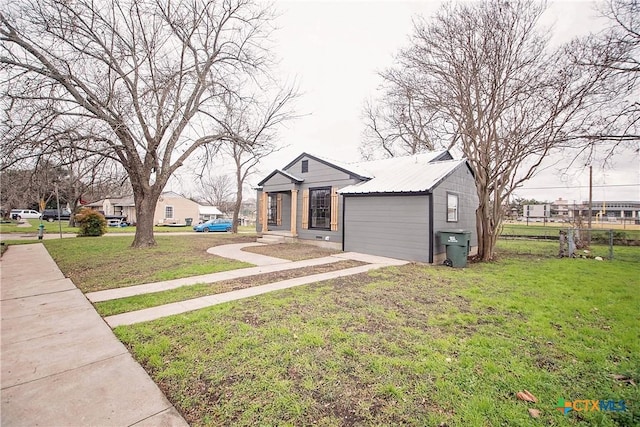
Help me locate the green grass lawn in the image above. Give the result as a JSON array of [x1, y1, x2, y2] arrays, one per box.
[[0, 219, 256, 235], [501, 223, 640, 243], [43, 234, 256, 292], [115, 240, 640, 426]]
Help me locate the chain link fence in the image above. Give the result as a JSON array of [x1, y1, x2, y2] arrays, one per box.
[[500, 225, 640, 260]]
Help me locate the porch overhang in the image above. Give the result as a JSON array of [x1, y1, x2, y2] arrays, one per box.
[[257, 169, 304, 187], [259, 187, 300, 237]]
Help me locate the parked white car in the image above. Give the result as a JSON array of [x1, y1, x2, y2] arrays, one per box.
[[10, 209, 42, 220]]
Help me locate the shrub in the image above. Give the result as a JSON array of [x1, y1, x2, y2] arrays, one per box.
[[75, 209, 107, 237]]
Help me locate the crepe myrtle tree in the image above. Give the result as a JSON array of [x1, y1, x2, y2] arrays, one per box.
[[362, 0, 617, 261], [0, 0, 296, 248], [569, 0, 639, 158]]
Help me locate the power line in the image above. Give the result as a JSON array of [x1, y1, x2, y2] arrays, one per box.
[[519, 184, 639, 190]]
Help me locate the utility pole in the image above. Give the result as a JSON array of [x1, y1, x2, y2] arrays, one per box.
[[55, 182, 63, 239], [589, 166, 593, 228], [587, 166, 593, 245]]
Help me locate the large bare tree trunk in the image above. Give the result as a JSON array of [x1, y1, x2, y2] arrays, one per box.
[[476, 199, 497, 261], [131, 192, 159, 248]]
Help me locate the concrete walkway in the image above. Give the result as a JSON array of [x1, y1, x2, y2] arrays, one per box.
[[0, 244, 188, 427], [0, 240, 408, 424], [206, 242, 291, 265], [100, 243, 408, 327], [87, 255, 342, 303], [105, 262, 394, 327]]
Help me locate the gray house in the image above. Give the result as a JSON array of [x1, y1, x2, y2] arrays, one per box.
[[256, 151, 478, 263]]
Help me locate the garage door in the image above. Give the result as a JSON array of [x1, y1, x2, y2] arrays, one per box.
[[343, 195, 430, 262]]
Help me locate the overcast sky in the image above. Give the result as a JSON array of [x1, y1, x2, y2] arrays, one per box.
[[172, 0, 639, 203]]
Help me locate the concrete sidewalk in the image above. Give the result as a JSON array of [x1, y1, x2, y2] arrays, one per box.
[[0, 244, 188, 427]]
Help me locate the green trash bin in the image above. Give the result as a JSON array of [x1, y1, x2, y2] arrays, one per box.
[[185, 218, 193, 226], [438, 230, 471, 268]]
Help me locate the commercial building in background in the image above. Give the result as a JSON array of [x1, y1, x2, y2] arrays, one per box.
[[515, 198, 640, 223], [524, 203, 551, 222], [553, 199, 640, 221]]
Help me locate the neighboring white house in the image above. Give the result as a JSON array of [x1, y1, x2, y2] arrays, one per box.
[[154, 191, 201, 225], [84, 196, 136, 222], [198, 205, 223, 222], [85, 191, 222, 226]]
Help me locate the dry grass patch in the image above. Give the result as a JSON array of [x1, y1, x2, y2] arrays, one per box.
[[242, 242, 341, 260], [95, 259, 367, 316]]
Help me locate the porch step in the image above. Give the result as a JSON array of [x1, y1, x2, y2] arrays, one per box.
[[257, 234, 287, 244]]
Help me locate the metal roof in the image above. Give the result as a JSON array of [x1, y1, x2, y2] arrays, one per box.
[[281, 150, 451, 181], [338, 158, 468, 194], [348, 151, 452, 178], [198, 206, 222, 215], [257, 169, 304, 186]]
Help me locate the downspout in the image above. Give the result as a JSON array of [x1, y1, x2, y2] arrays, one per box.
[[341, 195, 346, 252], [428, 191, 434, 264]]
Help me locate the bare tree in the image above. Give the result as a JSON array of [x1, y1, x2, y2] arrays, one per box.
[[361, 89, 438, 160], [1, 0, 295, 248], [218, 86, 297, 233], [53, 141, 126, 226], [194, 173, 235, 213], [0, 169, 37, 214], [364, 0, 616, 261], [569, 0, 639, 156]]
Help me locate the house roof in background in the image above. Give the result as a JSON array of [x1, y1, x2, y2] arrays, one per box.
[[160, 191, 185, 198], [110, 197, 135, 206], [339, 158, 469, 194], [349, 150, 452, 177], [198, 206, 222, 215], [84, 196, 134, 207]]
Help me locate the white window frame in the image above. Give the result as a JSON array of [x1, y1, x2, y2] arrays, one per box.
[[447, 193, 458, 222], [165, 205, 174, 219], [309, 187, 331, 230]]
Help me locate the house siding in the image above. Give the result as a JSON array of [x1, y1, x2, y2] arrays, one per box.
[[257, 156, 362, 242], [286, 157, 361, 243], [343, 195, 430, 262], [154, 193, 200, 225], [432, 165, 478, 255], [261, 172, 298, 192]]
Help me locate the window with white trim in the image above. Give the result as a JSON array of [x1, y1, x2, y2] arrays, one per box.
[[165, 206, 174, 219], [447, 193, 458, 222], [309, 187, 331, 229]]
